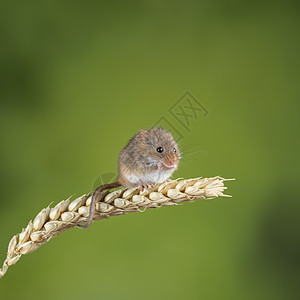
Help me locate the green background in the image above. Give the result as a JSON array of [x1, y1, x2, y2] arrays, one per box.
[[1, 1, 299, 299]]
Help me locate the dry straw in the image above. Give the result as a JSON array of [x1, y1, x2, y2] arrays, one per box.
[[0, 176, 234, 278]]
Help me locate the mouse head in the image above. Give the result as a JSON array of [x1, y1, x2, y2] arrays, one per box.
[[138, 127, 181, 170]]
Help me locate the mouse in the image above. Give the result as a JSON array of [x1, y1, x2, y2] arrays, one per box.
[[78, 127, 181, 229]]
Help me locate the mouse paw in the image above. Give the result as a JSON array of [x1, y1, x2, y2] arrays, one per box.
[[157, 162, 164, 169], [139, 183, 153, 193]]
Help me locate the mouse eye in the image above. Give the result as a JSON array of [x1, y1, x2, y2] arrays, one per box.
[[173, 148, 176, 153], [156, 147, 163, 153]]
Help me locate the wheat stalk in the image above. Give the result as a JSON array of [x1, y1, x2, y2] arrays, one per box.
[[0, 176, 234, 278]]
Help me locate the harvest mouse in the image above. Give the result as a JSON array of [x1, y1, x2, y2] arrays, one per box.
[[78, 127, 181, 229]]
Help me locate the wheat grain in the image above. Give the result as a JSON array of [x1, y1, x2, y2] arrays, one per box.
[[0, 176, 234, 278]]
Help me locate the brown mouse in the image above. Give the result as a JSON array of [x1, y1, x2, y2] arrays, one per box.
[[78, 127, 181, 229]]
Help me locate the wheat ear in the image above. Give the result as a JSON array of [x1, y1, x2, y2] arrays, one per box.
[[0, 176, 234, 278]]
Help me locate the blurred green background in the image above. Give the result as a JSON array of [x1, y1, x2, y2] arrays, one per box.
[[1, 1, 299, 299]]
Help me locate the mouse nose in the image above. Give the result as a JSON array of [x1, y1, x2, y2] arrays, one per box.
[[164, 155, 178, 167]]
